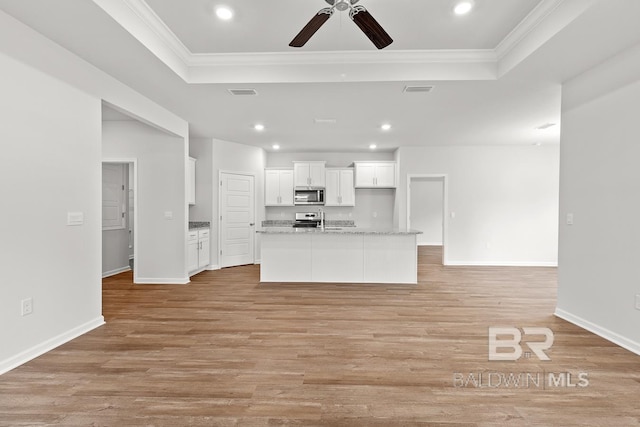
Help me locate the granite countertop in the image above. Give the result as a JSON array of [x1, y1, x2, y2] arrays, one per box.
[[257, 227, 422, 235], [188, 221, 211, 230], [262, 220, 356, 228]]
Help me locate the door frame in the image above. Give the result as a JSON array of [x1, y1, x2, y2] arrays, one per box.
[[102, 158, 139, 282], [406, 174, 449, 266], [218, 170, 257, 268]]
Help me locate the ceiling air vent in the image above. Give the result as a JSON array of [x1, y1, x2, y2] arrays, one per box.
[[403, 85, 434, 93], [228, 88, 258, 96], [314, 118, 337, 125]]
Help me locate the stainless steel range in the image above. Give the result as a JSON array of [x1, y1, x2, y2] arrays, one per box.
[[293, 212, 321, 228]]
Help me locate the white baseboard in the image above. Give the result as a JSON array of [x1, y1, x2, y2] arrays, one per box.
[[0, 316, 105, 375], [555, 308, 640, 356], [418, 243, 443, 246], [254, 259, 261, 265], [102, 266, 131, 278], [208, 264, 220, 271], [445, 260, 558, 267], [134, 277, 189, 284]]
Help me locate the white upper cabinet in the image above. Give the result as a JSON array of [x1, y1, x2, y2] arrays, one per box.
[[294, 161, 326, 187], [354, 161, 397, 188], [188, 157, 196, 205], [265, 169, 294, 206], [325, 168, 355, 206]]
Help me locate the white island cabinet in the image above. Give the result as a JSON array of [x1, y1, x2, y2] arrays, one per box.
[[258, 228, 421, 284]]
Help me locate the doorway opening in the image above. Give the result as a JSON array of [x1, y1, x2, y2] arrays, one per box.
[[102, 160, 138, 281], [407, 174, 448, 265]]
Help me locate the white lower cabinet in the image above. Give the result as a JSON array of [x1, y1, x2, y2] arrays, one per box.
[[188, 228, 210, 276]]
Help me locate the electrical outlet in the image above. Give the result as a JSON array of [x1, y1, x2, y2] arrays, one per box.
[[21, 298, 33, 316], [635, 294, 640, 311]]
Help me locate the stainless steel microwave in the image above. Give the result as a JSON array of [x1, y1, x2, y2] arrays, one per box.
[[294, 188, 325, 205]]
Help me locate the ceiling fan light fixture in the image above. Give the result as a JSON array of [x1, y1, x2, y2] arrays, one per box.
[[291, 1, 392, 49], [335, 1, 350, 11]]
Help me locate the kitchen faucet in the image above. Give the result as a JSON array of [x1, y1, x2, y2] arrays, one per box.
[[318, 208, 325, 230]]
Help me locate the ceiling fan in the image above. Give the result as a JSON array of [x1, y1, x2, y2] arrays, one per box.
[[289, 0, 393, 50]]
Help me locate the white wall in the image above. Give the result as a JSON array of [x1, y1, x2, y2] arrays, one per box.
[[396, 145, 559, 266], [265, 151, 396, 228], [410, 178, 444, 245], [0, 11, 187, 141], [103, 121, 187, 283], [0, 51, 103, 373], [557, 42, 640, 355], [209, 139, 266, 267]]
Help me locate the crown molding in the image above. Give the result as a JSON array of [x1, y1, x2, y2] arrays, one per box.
[[93, 0, 594, 84], [92, 0, 190, 80], [496, 0, 596, 77], [495, 0, 567, 61], [187, 49, 497, 67]]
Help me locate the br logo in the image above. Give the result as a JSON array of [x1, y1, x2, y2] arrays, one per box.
[[488, 327, 554, 361]]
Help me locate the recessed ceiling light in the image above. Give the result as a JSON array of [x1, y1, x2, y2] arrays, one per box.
[[454, 1, 474, 15], [369, 144, 377, 150], [215, 6, 233, 21], [254, 123, 265, 131], [272, 144, 280, 150], [381, 123, 392, 131]]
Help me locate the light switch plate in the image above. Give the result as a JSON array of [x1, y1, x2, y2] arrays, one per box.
[[635, 294, 640, 310], [67, 212, 84, 226], [566, 213, 574, 225]]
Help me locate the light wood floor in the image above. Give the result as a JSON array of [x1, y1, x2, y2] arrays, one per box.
[[1, 247, 639, 426]]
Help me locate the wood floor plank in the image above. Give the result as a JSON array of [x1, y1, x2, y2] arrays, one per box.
[[1, 246, 639, 426]]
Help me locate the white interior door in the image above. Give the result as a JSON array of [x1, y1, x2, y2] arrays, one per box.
[[220, 172, 255, 268], [102, 163, 125, 230]]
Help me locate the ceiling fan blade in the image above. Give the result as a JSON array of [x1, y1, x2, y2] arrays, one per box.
[[289, 8, 334, 48], [349, 5, 393, 49]]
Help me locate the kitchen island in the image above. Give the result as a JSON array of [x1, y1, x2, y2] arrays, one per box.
[[258, 227, 422, 284]]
